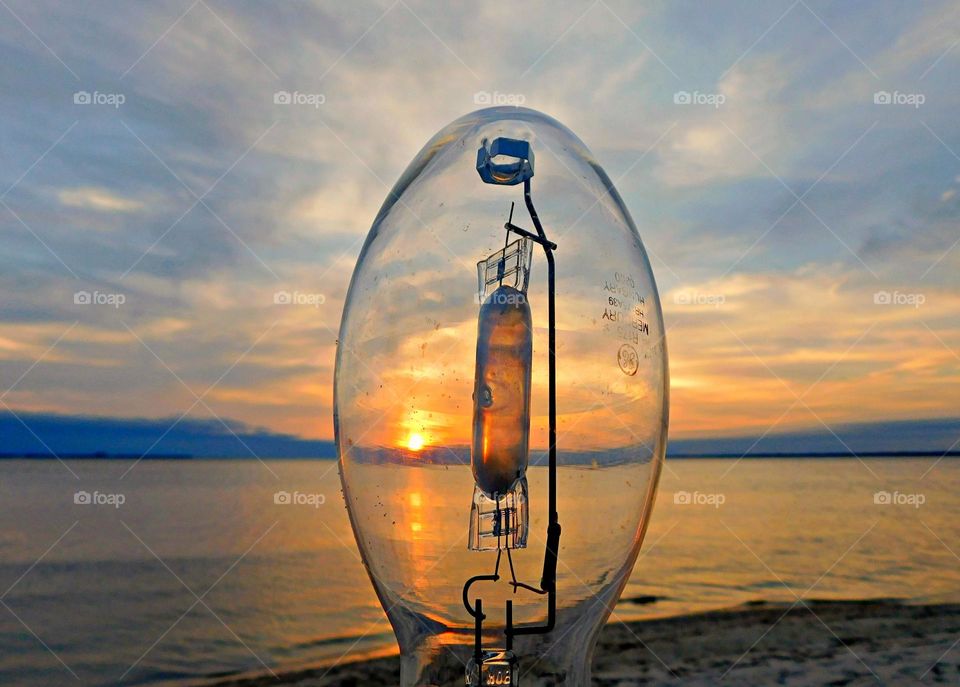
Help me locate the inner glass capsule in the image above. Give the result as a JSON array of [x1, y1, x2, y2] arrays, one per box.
[[469, 235, 535, 551], [471, 283, 533, 497]]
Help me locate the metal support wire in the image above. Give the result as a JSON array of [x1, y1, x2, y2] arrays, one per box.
[[463, 549, 501, 618], [474, 598, 483, 665], [509, 177, 560, 637]]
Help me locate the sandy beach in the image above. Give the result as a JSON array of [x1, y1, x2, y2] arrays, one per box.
[[207, 601, 960, 686]]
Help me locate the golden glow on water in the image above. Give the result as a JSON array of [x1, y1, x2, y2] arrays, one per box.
[[340, 456, 960, 639], [7, 459, 957, 677], [407, 486, 424, 538]]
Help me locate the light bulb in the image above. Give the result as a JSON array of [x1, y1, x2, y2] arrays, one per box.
[[335, 107, 668, 686]]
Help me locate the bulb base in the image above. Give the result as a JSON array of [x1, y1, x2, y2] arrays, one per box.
[[466, 649, 518, 686], [468, 478, 528, 551]]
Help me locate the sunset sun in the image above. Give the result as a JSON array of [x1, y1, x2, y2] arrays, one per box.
[[406, 433, 425, 452]]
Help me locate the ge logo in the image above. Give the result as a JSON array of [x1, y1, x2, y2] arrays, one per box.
[[617, 344, 639, 376]]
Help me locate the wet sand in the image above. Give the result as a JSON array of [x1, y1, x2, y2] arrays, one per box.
[[207, 601, 960, 686]]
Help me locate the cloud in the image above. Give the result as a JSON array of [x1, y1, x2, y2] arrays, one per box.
[[666, 262, 960, 436], [57, 186, 143, 213], [0, 0, 958, 445], [655, 56, 791, 187]]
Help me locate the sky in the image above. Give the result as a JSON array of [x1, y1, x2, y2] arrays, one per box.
[[1, 0, 958, 448]]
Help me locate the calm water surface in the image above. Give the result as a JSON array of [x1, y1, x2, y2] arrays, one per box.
[[0, 458, 957, 685]]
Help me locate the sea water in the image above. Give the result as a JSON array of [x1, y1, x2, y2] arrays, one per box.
[[0, 457, 957, 686]]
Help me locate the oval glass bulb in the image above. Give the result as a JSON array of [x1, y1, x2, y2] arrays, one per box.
[[335, 107, 668, 685]]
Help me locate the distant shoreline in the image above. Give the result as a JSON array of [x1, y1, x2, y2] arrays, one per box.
[[2, 451, 958, 460], [5, 413, 959, 461], [0, 453, 195, 459], [667, 450, 960, 459]]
